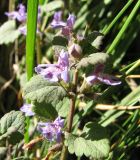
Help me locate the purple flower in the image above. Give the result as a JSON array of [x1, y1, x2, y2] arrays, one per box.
[[51, 11, 66, 29], [51, 12, 75, 36], [20, 103, 35, 116], [86, 64, 121, 86], [38, 117, 64, 142], [5, 4, 26, 22], [37, 6, 42, 23], [66, 14, 75, 29], [18, 25, 26, 35], [18, 25, 41, 36], [35, 50, 69, 82]]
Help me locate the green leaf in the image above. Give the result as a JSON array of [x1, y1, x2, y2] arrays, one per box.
[[0, 20, 20, 44], [56, 98, 70, 117], [23, 75, 67, 105], [0, 111, 25, 144], [79, 39, 97, 55], [86, 31, 104, 50], [32, 101, 58, 120], [65, 133, 77, 154], [0, 111, 25, 134], [42, 0, 64, 12], [76, 52, 109, 69], [66, 122, 110, 159], [52, 36, 68, 47]]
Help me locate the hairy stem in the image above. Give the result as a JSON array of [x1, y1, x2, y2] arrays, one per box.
[[60, 69, 78, 160]]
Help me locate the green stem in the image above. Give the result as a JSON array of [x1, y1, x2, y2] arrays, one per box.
[[60, 70, 78, 160], [107, 0, 140, 54], [25, 0, 39, 143], [103, 0, 133, 35], [26, 0, 39, 80]]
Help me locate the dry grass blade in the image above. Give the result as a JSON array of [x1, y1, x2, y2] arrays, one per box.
[[95, 104, 140, 110]]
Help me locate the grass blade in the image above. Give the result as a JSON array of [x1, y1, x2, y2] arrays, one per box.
[[25, 0, 39, 143], [107, 0, 140, 54]]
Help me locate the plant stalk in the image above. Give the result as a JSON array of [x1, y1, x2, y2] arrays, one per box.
[[25, 0, 39, 143], [60, 69, 78, 160]]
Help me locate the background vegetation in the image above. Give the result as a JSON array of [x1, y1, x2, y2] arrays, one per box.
[[0, 0, 140, 159]]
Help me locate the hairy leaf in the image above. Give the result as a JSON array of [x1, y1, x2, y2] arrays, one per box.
[[0, 20, 20, 44], [33, 101, 58, 120], [77, 52, 109, 69], [56, 98, 70, 117], [52, 36, 68, 47], [79, 39, 97, 55], [0, 111, 25, 144], [87, 31, 104, 50], [66, 122, 110, 159], [42, 1, 64, 12], [23, 75, 67, 105]]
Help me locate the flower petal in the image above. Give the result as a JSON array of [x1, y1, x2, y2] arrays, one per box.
[[20, 104, 35, 116], [67, 14, 75, 29], [97, 74, 121, 86], [86, 75, 98, 85]]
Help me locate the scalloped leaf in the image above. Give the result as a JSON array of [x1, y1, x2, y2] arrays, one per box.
[[23, 75, 67, 105], [42, 0, 64, 12], [76, 52, 109, 69], [65, 122, 110, 159], [79, 39, 98, 55], [0, 20, 20, 44], [56, 98, 70, 117], [86, 31, 104, 50], [0, 111, 25, 144], [32, 101, 58, 120], [52, 36, 68, 47]]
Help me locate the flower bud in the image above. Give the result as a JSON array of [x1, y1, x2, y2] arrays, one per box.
[[68, 43, 82, 58]]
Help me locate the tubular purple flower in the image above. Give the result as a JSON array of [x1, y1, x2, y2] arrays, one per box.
[[5, 4, 26, 22], [86, 64, 121, 86], [20, 103, 35, 116], [37, 6, 42, 23], [35, 50, 70, 82], [51, 12, 75, 37], [38, 117, 64, 142], [51, 11, 66, 29], [18, 25, 26, 35], [66, 14, 75, 29], [18, 25, 41, 36]]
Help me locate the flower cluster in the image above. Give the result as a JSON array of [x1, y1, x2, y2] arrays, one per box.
[[5, 4, 26, 22], [51, 11, 75, 37], [20, 11, 121, 145], [5, 4, 41, 35], [38, 117, 64, 142], [35, 50, 69, 82], [20, 103, 64, 142]]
